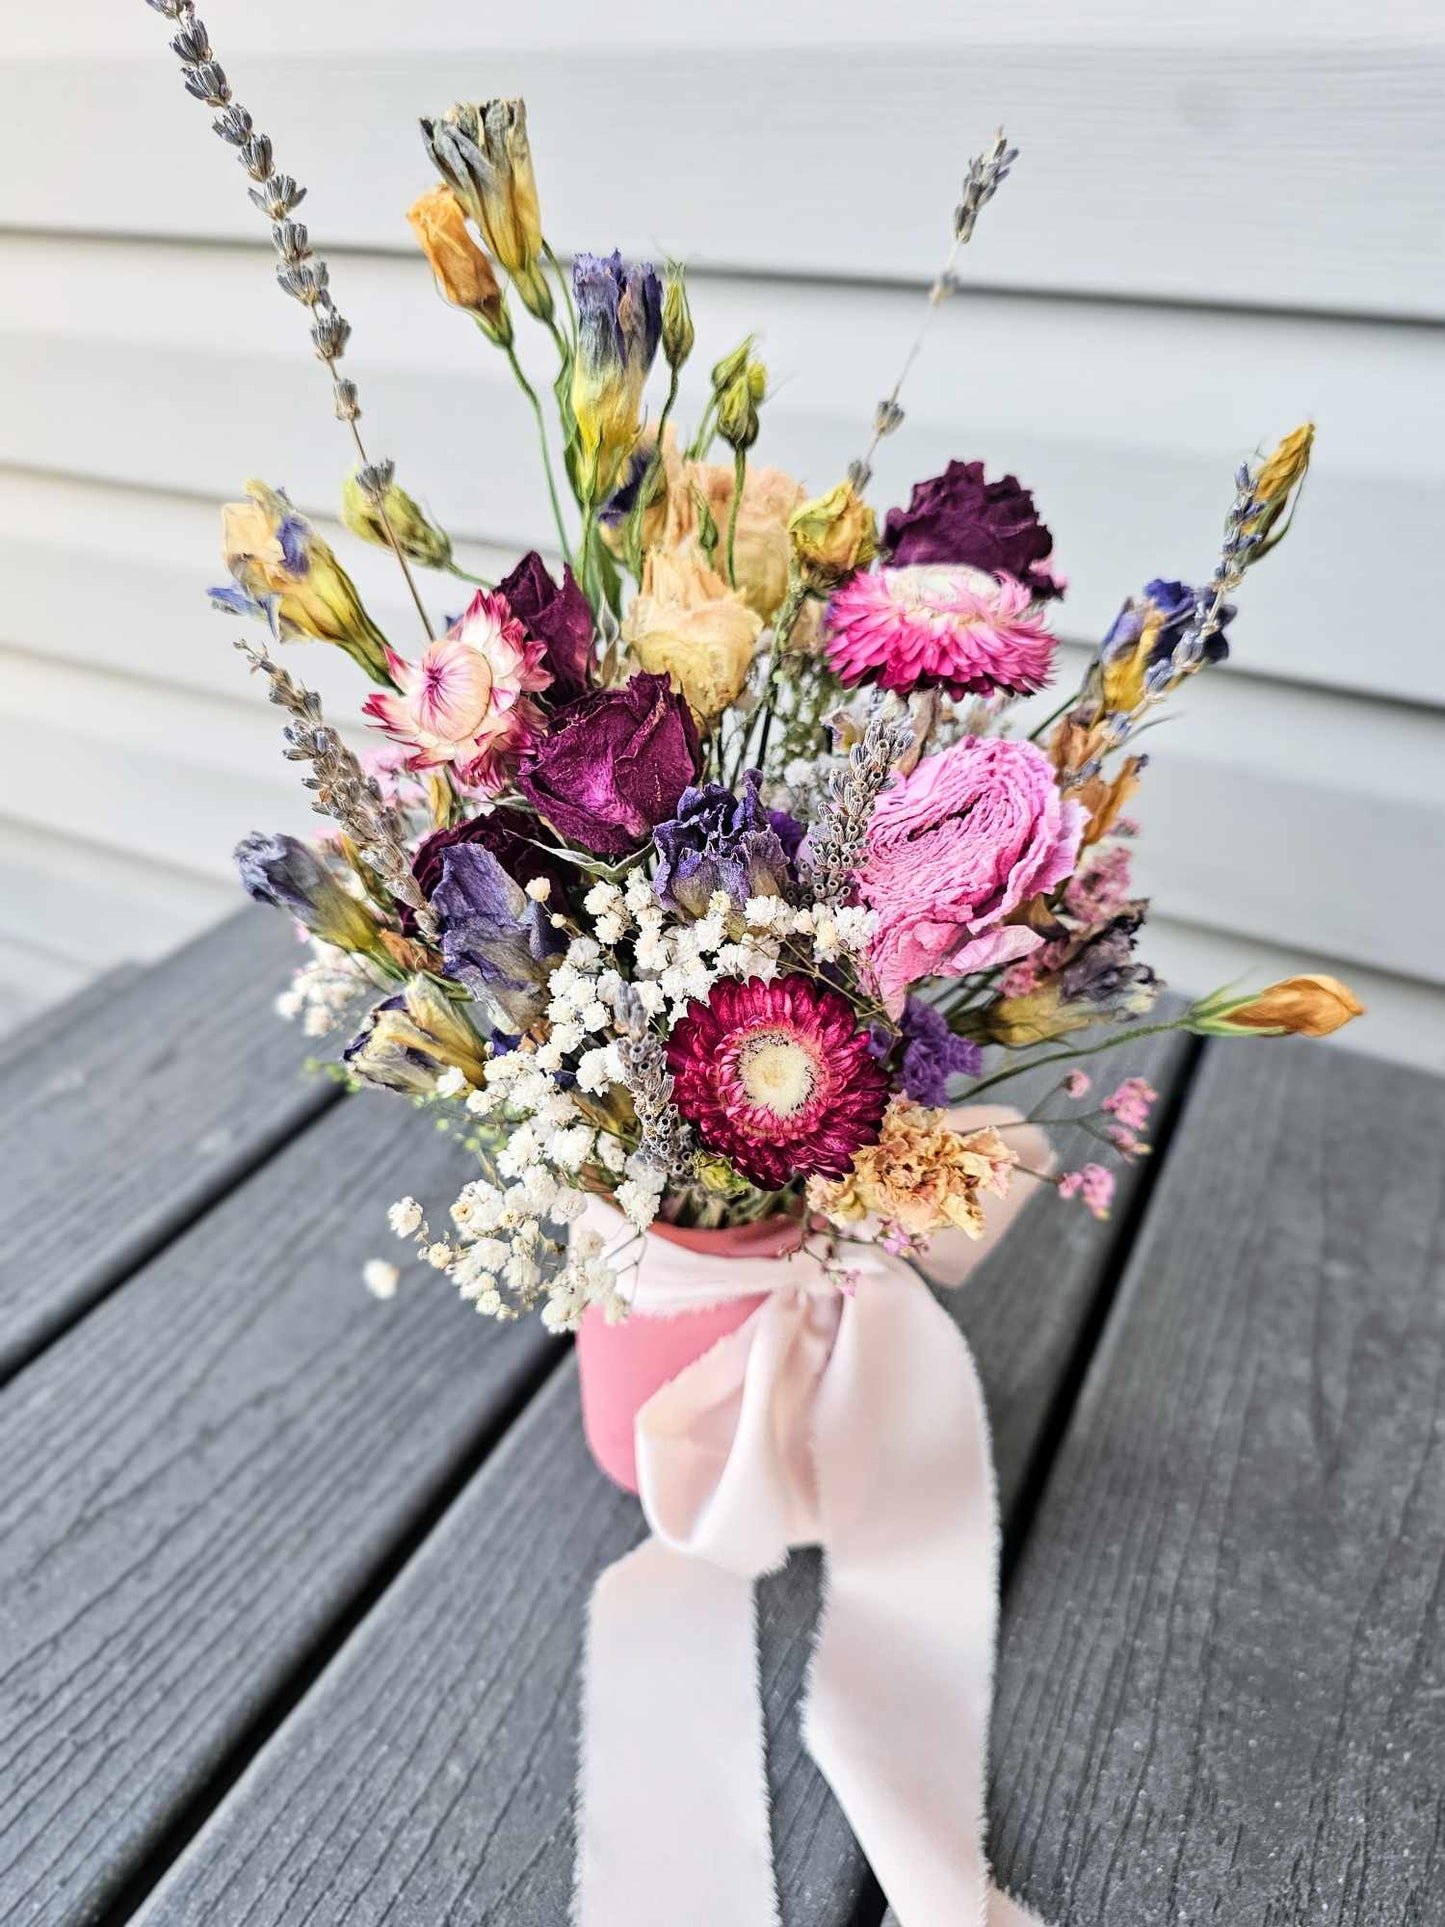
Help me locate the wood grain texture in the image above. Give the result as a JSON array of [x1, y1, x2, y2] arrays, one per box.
[[987, 1040, 1445, 1924], [0, 907, 332, 1376], [132, 1029, 1194, 1926], [0, 1082, 557, 1927], [5, 38, 1443, 317]]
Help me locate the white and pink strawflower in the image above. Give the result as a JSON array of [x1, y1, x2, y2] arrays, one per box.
[[825, 564, 1055, 700], [362, 588, 550, 792]]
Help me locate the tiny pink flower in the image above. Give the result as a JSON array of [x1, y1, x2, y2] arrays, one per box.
[[1058, 1163, 1115, 1219], [1064, 843, 1134, 926], [362, 588, 551, 793], [1102, 1077, 1157, 1133], [1064, 1070, 1092, 1099]]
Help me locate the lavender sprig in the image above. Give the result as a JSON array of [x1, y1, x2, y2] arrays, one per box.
[[143, 0, 434, 642], [850, 129, 1018, 492], [1160, 464, 1263, 686], [234, 639, 438, 942], [617, 1034, 695, 1181], [800, 704, 915, 907]]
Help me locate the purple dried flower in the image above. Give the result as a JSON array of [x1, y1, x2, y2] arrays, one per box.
[[516, 672, 699, 858], [653, 771, 792, 919]]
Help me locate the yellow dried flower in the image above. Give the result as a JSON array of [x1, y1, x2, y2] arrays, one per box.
[[1194, 974, 1364, 1039], [406, 184, 511, 344], [1248, 421, 1314, 551], [220, 480, 391, 683], [788, 481, 879, 590], [808, 1100, 1017, 1241], [421, 99, 551, 319], [623, 546, 763, 720]]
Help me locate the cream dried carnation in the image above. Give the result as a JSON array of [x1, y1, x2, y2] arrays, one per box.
[[808, 1099, 1017, 1241]]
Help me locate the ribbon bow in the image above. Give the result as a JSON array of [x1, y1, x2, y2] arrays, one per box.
[[575, 1112, 1049, 1927]]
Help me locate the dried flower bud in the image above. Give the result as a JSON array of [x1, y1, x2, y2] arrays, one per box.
[[341, 468, 453, 572], [406, 184, 511, 344], [333, 379, 361, 422], [715, 353, 766, 453], [1192, 974, 1363, 1039], [420, 99, 552, 320], [788, 480, 879, 590], [181, 60, 230, 105], [234, 832, 382, 954], [238, 133, 275, 182], [311, 307, 352, 360], [211, 103, 252, 145], [1246, 421, 1315, 556], [661, 262, 694, 371]]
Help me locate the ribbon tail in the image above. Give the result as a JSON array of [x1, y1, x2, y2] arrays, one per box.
[[576, 1536, 780, 1927], [803, 1274, 1046, 1927]]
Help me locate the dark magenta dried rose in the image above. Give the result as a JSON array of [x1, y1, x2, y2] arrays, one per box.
[[883, 459, 1062, 601], [404, 807, 572, 934], [496, 551, 594, 704], [516, 671, 700, 857]]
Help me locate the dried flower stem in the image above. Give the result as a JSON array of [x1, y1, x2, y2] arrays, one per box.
[[144, 0, 434, 643], [799, 702, 915, 906], [235, 639, 438, 941], [850, 129, 1018, 494]]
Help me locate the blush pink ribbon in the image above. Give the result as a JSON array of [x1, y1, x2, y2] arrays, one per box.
[[574, 1110, 1050, 1927]]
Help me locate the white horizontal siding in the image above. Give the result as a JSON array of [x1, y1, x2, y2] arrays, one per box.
[[5, 16, 1444, 316], [0, 4, 1440, 1066]]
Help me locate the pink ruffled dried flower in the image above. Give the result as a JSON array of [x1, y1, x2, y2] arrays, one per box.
[[825, 564, 1055, 701], [857, 735, 1085, 1018], [362, 588, 550, 792]]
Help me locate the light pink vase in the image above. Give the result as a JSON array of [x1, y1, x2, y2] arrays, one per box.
[[575, 1214, 803, 1493]]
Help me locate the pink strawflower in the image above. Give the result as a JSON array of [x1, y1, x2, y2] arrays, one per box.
[[858, 736, 1086, 1018], [1064, 1070, 1091, 1099], [1057, 1163, 1115, 1219], [825, 565, 1056, 700], [1064, 843, 1134, 926], [362, 588, 551, 793], [1101, 1076, 1157, 1133], [665, 974, 890, 1190]]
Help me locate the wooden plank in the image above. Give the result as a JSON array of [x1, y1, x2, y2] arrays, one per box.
[[0, 963, 136, 1073], [4, 243, 1442, 707], [0, 907, 334, 1377], [0, 1082, 558, 1927], [4, 35, 1443, 318], [985, 1040, 1445, 1923], [131, 1026, 1195, 1926]]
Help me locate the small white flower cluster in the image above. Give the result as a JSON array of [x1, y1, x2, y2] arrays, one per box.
[[274, 939, 384, 1037], [375, 874, 878, 1332]]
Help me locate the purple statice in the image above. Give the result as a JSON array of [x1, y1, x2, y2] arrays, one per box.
[[869, 996, 983, 1106], [653, 771, 793, 919]]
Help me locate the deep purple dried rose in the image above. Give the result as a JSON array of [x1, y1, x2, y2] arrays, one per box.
[[868, 997, 984, 1107], [516, 671, 700, 857], [884, 460, 1062, 602], [497, 551, 594, 704], [403, 807, 572, 935], [653, 771, 792, 918]]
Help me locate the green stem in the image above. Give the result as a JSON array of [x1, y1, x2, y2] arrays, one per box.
[[686, 395, 719, 461], [959, 1016, 1191, 1104], [746, 579, 807, 783], [504, 339, 573, 561], [447, 563, 495, 589], [545, 243, 578, 346], [726, 446, 746, 588], [624, 366, 680, 576]]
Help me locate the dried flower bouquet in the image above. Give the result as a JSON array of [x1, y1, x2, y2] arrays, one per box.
[[144, 0, 1362, 1338]]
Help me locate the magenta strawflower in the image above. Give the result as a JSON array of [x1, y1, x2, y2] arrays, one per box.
[[665, 974, 890, 1190], [825, 565, 1055, 700]]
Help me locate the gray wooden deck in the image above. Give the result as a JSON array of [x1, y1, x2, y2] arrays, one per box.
[[0, 908, 1438, 1926]]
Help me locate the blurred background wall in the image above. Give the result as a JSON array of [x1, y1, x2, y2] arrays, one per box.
[[1, 0, 1441, 1061]]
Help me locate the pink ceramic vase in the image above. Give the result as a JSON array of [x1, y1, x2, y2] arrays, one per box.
[[575, 1214, 803, 1493]]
